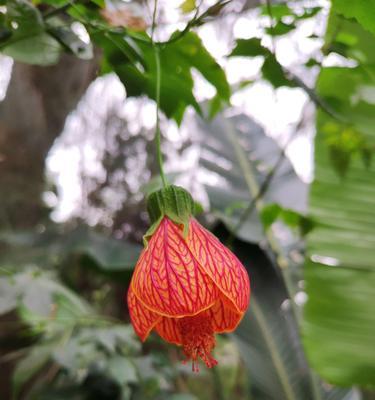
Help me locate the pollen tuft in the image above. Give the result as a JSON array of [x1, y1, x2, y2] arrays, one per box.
[[177, 312, 218, 372]]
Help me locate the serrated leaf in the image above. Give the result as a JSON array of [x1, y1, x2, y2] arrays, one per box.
[[97, 31, 230, 122]]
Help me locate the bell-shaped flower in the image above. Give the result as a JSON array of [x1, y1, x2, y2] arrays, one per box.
[[127, 186, 250, 371]]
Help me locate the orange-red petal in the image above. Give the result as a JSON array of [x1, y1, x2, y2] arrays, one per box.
[[155, 316, 183, 345], [187, 219, 250, 313], [131, 218, 219, 318], [127, 285, 161, 341], [154, 297, 242, 346], [208, 297, 243, 333]]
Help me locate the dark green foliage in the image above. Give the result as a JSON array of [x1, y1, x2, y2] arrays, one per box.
[[229, 38, 295, 88], [265, 21, 296, 36], [95, 30, 230, 123], [260, 203, 313, 235]]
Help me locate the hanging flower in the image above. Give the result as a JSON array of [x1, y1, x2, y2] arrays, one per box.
[[127, 186, 250, 371]]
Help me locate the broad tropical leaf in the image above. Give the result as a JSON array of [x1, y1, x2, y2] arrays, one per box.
[[193, 111, 307, 243], [225, 232, 359, 400], [303, 16, 375, 387]]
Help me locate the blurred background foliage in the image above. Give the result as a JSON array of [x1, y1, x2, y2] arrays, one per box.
[[0, 0, 374, 399]]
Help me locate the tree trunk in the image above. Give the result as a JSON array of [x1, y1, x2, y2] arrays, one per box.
[[0, 54, 98, 228]]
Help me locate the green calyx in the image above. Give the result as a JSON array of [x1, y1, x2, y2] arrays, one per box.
[[144, 185, 198, 243]]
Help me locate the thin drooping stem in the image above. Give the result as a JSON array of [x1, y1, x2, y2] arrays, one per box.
[[154, 49, 168, 187], [151, 0, 168, 188]]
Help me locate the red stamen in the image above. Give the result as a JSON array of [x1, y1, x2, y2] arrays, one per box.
[[177, 313, 218, 372]]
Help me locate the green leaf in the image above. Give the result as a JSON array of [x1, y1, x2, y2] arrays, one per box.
[[0, 269, 92, 329], [91, 325, 140, 355], [262, 54, 296, 88], [0, 226, 142, 272], [260, 203, 283, 228], [305, 58, 320, 68], [332, 0, 375, 37], [213, 226, 360, 400], [260, 203, 313, 235], [97, 31, 230, 122], [2, 33, 61, 65], [229, 38, 269, 57], [6, 0, 44, 35], [173, 31, 230, 111], [107, 356, 138, 385], [0, 0, 62, 65], [226, 235, 358, 400], [53, 325, 140, 375], [66, 228, 142, 271], [260, 3, 293, 20], [303, 17, 375, 387], [325, 13, 375, 67], [266, 21, 296, 36], [321, 121, 370, 176], [229, 40, 295, 88]]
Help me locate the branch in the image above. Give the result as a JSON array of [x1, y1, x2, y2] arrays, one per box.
[[287, 70, 348, 123], [264, 0, 347, 124], [156, 0, 231, 46]]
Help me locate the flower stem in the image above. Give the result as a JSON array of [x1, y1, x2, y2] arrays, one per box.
[[151, 0, 168, 188], [154, 47, 168, 188]]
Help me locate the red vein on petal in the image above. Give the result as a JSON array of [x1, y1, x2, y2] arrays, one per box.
[[127, 286, 161, 341], [131, 218, 219, 317], [187, 219, 250, 314], [155, 316, 183, 345]]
